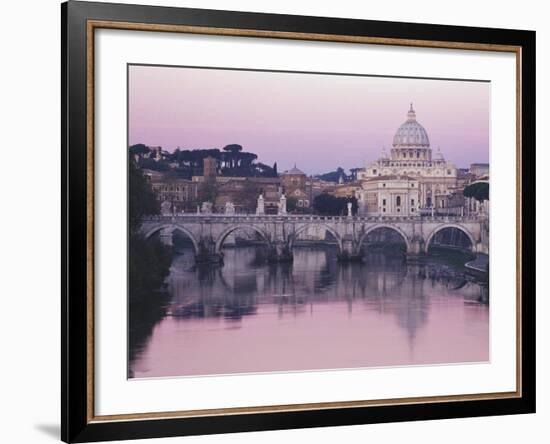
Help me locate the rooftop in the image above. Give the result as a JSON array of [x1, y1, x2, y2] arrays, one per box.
[[281, 164, 306, 176]]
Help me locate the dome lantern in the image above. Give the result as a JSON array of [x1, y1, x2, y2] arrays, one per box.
[[407, 103, 416, 121], [392, 104, 430, 150]]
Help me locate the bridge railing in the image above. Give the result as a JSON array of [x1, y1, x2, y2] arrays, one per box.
[[140, 213, 486, 224]]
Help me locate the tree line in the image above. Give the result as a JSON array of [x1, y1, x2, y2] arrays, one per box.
[[130, 143, 277, 179], [128, 156, 173, 363]]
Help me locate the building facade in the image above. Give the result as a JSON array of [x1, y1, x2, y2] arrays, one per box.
[[148, 175, 199, 213], [280, 165, 311, 209], [331, 181, 362, 199], [202, 156, 218, 181], [469, 163, 490, 178], [214, 177, 281, 214], [357, 175, 420, 216], [357, 104, 458, 210]]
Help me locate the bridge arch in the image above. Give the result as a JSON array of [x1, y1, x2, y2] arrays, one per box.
[[424, 223, 476, 254], [215, 224, 271, 254], [143, 224, 200, 253], [358, 224, 411, 253], [288, 223, 344, 252]]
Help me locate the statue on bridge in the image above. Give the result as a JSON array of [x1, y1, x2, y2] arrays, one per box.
[[200, 201, 213, 214], [278, 194, 287, 215], [256, 194, 265, 215], [225, 201, 235, 215], [140, 212, 487, 265]]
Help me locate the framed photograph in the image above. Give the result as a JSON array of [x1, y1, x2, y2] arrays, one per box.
[[62, 1, 535, 442]]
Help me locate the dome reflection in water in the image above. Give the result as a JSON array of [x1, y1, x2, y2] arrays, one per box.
[[129, 236, 488, 378]]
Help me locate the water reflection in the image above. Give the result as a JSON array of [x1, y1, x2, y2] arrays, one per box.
[[129, 246, 489, 378]]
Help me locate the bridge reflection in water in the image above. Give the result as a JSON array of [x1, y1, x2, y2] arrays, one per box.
[[129, 245, 488, 378]]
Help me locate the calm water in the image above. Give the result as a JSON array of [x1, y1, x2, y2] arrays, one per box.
[[129, 246, 489, 378]]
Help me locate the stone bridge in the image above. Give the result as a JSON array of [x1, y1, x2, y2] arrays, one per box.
[[139, 214, 488, 264]]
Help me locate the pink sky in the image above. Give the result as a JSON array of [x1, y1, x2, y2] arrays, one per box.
[[129, 65, 489, 175]]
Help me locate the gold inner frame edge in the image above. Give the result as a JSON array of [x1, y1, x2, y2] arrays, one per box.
[[85, 19, 523, 423]]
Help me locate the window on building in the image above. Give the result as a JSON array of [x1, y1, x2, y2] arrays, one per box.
[[382, 208, 386, 212], [397, 208, 400, 212], [382, 183, 386, 187], [411, 199, 415, 206], [396, 196, 401, 206], [382, 199, 386, 206], [411, 208, 415, 212], [373, 169, 377, 175]]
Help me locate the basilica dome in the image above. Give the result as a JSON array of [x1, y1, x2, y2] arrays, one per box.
[[392, 104, 430, 148]]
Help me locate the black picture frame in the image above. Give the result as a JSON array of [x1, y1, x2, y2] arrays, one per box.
[[62, 1, 536, 442]]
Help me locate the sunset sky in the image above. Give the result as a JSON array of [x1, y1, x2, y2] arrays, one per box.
[[128, 64, 490, 175]]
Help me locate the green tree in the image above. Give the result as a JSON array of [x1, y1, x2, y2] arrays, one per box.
[[313, 193, 358, 216], [317, 167, 347, 183], [199, 180, 219, 204], [128, 156, 173, 357], [129, 143, 150, 156], [223, 143, 243, 153], [286, 196, 298, 213], [464, 182, 489, 202], [233, 180, 261, 211], [128, 158, 160, 232]]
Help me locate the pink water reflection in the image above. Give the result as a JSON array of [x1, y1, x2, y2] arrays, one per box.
[[130, 247, 489, 378]]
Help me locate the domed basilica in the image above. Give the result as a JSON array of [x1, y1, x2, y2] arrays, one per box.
[[357, 104, 458, 215]]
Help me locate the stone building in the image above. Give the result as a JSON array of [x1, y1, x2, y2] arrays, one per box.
[[280, 165, 311, 209], [357, 104, 458, 209], [357, 175, 420, 216], [331, 181, 362, 199], [213, 177, 281, 214], [147, 173, 199, 213], [469, 163, 490, 178], [203, 156, 218, 181], [187, 157, 281, 213]]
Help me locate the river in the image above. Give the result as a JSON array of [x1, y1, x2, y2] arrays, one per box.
[[129, 245, 489, 378]]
